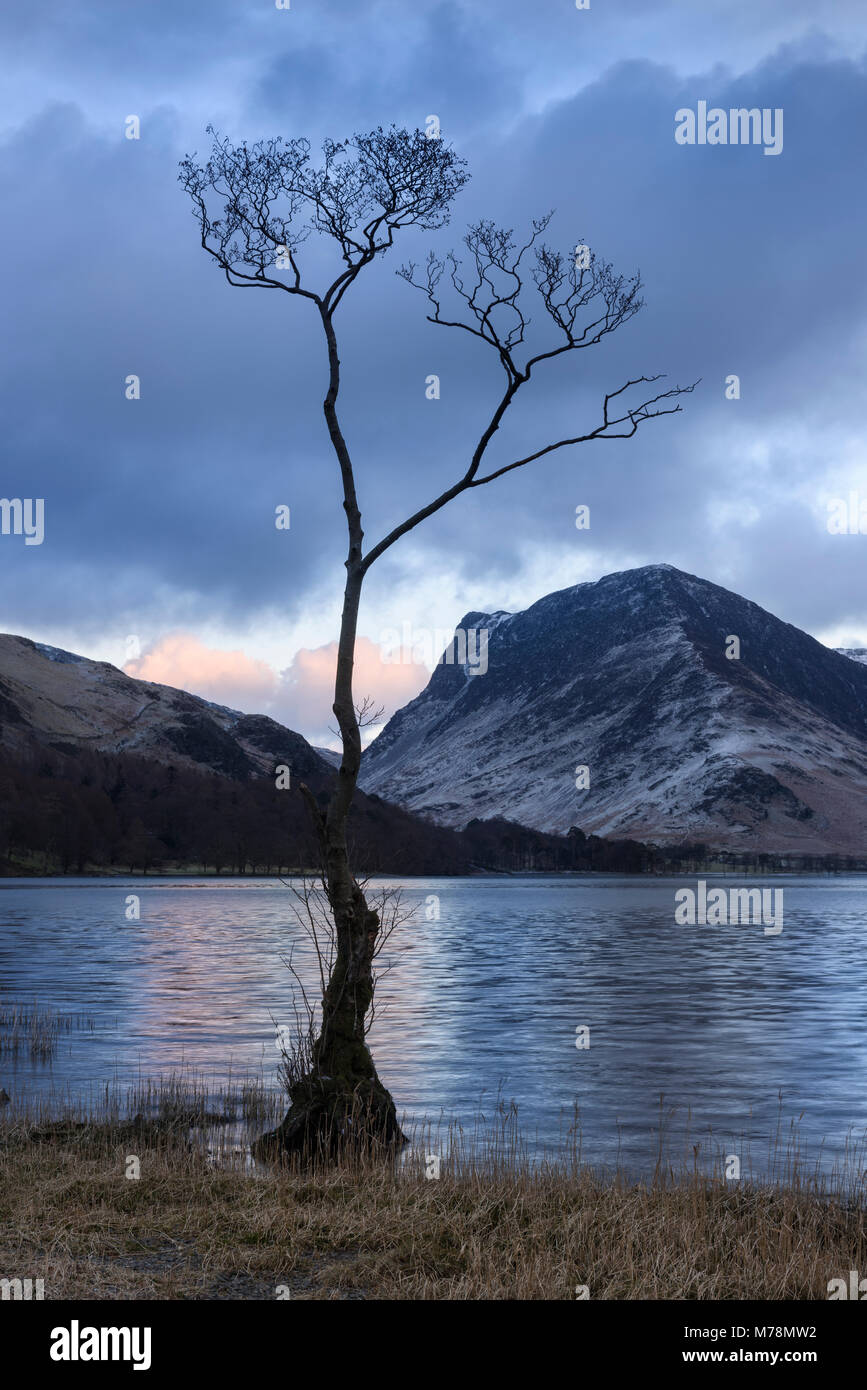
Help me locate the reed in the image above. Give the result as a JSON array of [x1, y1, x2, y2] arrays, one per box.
[[0, 998, 98, 1060], [1, 1077, 864, 1300]]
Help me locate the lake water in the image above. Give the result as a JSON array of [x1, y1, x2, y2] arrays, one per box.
[[1, 874, 866, 1180]]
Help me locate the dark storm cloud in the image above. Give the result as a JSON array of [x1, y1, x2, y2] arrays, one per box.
[[0, 103, 340, 635], [252, 1, 524, 141], [1, 1, 866, 653], [397, 49, 867, 594]]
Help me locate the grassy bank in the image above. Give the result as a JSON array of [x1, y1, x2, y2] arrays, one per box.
[[1, 1090, 865, 1299]]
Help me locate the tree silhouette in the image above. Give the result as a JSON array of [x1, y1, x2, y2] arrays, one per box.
[[179, 124, 694, 1159]]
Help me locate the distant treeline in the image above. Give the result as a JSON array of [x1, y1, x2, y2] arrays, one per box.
[[459, 821, 867, 876], [0, 745, 863, 877], [0, 746, 462, 876]]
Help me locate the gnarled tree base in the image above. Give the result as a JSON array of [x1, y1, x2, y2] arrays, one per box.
[[253, 1072, 406, 1165]]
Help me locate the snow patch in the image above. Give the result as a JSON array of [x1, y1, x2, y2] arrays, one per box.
[[33, 642, 86, 664]]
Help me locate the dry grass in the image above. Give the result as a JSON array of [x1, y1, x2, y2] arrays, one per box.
[[1, 1083, 865, 1299]]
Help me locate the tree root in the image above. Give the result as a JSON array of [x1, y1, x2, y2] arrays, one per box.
[[253, 1073, 406, 1165]]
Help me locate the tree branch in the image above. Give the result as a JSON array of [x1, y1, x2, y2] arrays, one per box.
[[368, 220, 698, 571], [361, 375, 697, 571]]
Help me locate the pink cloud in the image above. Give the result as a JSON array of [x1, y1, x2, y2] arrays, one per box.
[[123, 632, 428, 745], [280, 637, 428, 743], [124, 632, 277, 708]]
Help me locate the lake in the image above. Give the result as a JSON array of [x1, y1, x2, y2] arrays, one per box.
[[1, 874, 865, 1180]]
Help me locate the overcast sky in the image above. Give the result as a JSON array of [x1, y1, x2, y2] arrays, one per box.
[[2, 0, 866, 746]]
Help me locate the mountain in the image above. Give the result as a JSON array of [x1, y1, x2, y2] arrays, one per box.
[[0, 635, 327, 782], [0, 632, 681, 877], [361, 565, 867, 855], [0, 634, 470, 875], [314, 746, 343, 769]]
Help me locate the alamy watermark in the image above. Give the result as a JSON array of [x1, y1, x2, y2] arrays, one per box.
[[675, 102, 783, 157], [50, 1321, 152, 1370], [379, 623, 489, 675], [0, 498, 44, 545], [827, 492, 867, 534], [675, 880, 783, 936], [1, 1276, 44, 1300], [828, 1270, 867, 1299]]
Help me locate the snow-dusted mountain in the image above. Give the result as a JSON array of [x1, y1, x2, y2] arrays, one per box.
[[0, 632, 326, 780], [361, 565, 867, 854], [313, 746, 342, 769], [0, 634, 477, 873]]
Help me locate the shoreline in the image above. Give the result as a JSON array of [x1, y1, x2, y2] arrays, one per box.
[[2, 1107, 865, 1300], [2, 864, 864, 880]]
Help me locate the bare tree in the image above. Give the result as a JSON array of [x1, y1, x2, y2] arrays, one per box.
[[179, 125, 694, 1160]]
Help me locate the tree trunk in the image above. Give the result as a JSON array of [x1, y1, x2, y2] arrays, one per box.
[[254, 308, 405, 1164]]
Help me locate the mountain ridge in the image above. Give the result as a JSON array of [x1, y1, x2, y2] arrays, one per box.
[[0, 633, 329, 782], [361, 564, 867, 854], [0, 633, 471, 874]]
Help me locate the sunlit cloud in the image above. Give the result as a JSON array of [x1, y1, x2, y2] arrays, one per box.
[[124, 632, 278, 709], [123, 631, 428, 747]]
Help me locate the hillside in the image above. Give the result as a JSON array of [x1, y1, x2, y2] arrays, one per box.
[[361, 565, 867, 855]]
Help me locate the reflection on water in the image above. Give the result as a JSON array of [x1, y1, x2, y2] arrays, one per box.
[[1, 874, 866, 1178]]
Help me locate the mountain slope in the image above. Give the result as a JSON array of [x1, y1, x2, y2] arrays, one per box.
[[361, 565, 867, 854], [0, 635, 326, 781], [0, 634, 469, 874]]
